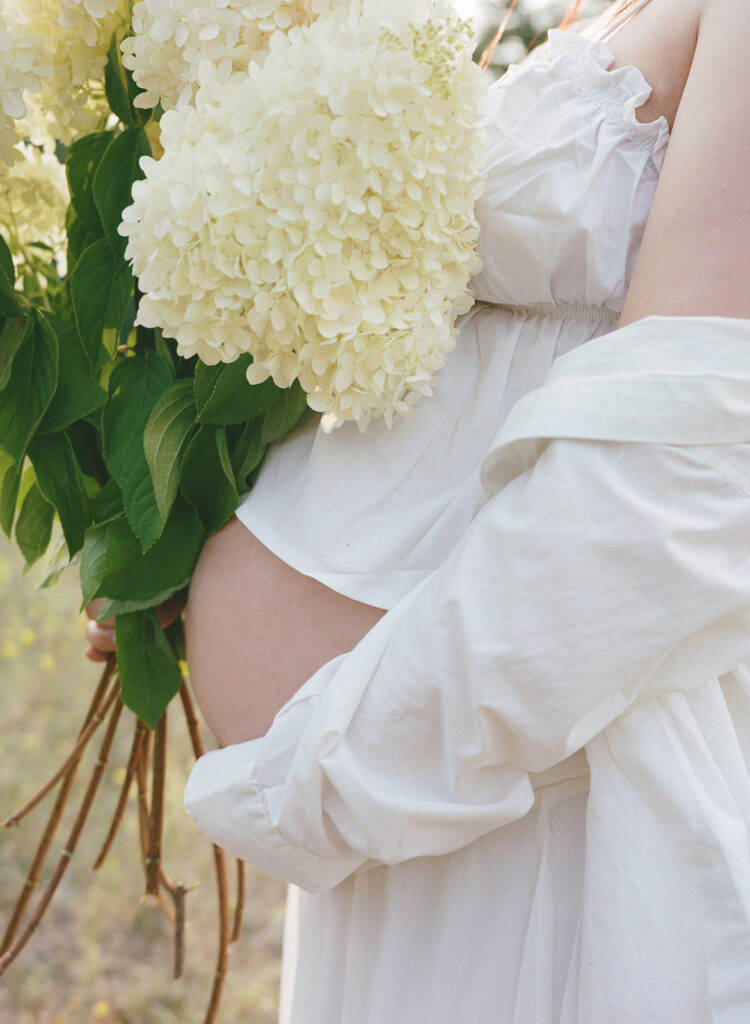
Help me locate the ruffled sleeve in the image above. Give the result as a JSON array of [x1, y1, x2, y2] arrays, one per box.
[[184, 316, 750, 895]]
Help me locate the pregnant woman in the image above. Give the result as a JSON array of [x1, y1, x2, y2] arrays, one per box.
[[88, 0, 750, 1020]]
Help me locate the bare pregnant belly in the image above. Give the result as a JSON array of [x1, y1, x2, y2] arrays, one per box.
[[183, 515, 385, 747]]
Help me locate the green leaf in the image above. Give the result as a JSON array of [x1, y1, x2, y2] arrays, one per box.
[[80, 497, 204, 608], [163, 616, 186, 663], [70, 239, 132, 369], [93, 128, 150, 259], [66, 204, 101, 271], [0, 316, 29, 393], [29, 431, 93, 556], [261, 382, 309, 445], [230, 420, 267, 490], [37, 327, 107, 434], [181, 425, 239, 534], [102, 352, 173, 550], [143, 379, 196, 521], [66, 131, 115, 239], [15, 481, 54, 569], [194, 355, 281, 425], [119, 293, 136, 348], [116, 608, 182, 729], [0, 233, 15, 286], [93, 478, 124, 525], [98, 578, 190, 620], [105, 29, 136, 128], [67, 419, 108, 485], [79, 521, 108, 606], [0, 238, 20, 319], [37, 534, 79, 590], [0, 447, 22, 537], [0, 311, 59, 465]]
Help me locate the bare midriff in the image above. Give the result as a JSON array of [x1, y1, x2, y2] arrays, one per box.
[[183, 515, 385, 747]]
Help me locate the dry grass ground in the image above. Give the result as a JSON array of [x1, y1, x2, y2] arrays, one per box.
[[0, 543, 286, 1024]]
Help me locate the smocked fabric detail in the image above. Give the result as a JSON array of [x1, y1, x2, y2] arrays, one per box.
[[569, 65, 663, 151], [545, 30, 670, 154], [476, 300, 620, 324]]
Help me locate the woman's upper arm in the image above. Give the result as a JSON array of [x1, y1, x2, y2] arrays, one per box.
[[619, 0, 750, 326]]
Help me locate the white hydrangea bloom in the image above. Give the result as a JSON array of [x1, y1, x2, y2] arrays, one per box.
[[0, 3, 53, 169], [121, 0, 338, 112], [0, 141, 69, 270], [8, 0, 128, 148], [121, 2, 487, 430]]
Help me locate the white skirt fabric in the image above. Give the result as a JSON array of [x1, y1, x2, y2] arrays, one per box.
[[280, 762, 590, 1024]]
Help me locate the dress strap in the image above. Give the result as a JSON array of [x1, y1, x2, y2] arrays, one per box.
[[598, 0, 654, 43]]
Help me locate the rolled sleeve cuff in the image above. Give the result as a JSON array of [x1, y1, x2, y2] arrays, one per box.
[[183, 740, 366, 893]]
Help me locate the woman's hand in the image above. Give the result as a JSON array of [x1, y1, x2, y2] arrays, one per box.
[[84, 594, 187, 663], [84, 599, 116, 663]]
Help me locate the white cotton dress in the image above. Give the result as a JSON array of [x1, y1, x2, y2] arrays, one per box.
[[184, 5, 750, 1024]]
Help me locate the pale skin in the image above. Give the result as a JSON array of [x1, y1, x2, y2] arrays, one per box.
[[86, 0, 750, 747]]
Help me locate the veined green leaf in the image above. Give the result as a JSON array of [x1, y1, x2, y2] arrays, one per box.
[[181, 425, 239, 534], [0, 235, 20, 319], [102, 352, 173, 551], [0, 233, 15, 287], [37, 533, 79, 590], [0, 447, 22, 537], [79, 497, 203, 608], [0, 311, 59, 466], [70, 239, 131, 369], [105, 28, 136, 128], [38, 326, 107, 434], [29, 431, 92, 556], [194, 356, 281, 425], [66, 131, 115, 239], [230, 420, 267, 489], [0, 316, 29, 393], [15, 480, 54, 569], [143, 379, 196, 521], [261, 382, 309, 445], [93, 128, 150, 259], [66, 204, 100, 271], [116, 608, 182, 729], [93, 478, 124, 525], [98, 578, 190, 621]]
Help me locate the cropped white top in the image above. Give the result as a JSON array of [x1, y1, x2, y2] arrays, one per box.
[[234, 25, 669, 609]]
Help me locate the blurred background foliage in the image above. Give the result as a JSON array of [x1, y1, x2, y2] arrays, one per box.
[[0, 2, 613, 1021], [0, 540, 286, 1023], [463, 0, 609, 73]]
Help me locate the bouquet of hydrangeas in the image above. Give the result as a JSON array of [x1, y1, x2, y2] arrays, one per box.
[[0, 0, 488, 1017], [122, 0, 486, 430]]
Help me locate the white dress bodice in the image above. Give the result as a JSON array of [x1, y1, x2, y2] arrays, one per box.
[[234, 27, 669, 610]]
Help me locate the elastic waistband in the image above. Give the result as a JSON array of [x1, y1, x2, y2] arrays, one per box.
[[474, 300, 621, 323]]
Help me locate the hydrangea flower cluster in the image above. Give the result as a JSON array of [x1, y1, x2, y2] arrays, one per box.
[[0, 4, 53, 168], [8, 0, 127, 148], [121, 0, 337, 112], [121, 2, 487, 430], [0, 141, 69, 269]]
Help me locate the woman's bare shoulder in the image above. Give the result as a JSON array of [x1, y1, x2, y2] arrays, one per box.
[[602, 0, 702, 130], [615, 0, 750, 325]]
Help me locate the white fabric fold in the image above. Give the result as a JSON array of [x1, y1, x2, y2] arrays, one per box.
[[185, 315, 750, 1021], [482, 314, 750, 492]]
